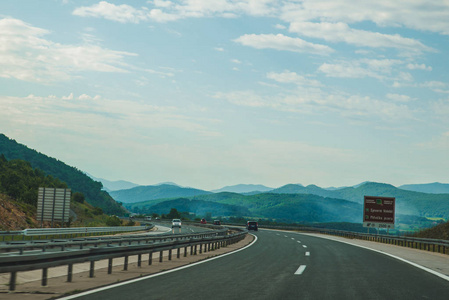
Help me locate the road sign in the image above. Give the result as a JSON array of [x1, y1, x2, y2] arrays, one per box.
[[37, 187, 71, 227], [363, 196, 395, 229]]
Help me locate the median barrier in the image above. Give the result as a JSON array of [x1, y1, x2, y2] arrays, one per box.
[[0, 225, 155, 242], [0, 227, 247, 291]]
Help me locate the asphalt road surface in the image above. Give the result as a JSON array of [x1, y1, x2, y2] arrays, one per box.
[[68, 229, 449, 300]]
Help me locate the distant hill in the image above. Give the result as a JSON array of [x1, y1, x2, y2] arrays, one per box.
[[110, 184, 212, 203], [212, 184, 274, 194], [0, 134, 126, 215], [129, 192, 363, 223], [140, 198, 250, 217], [89, 175, 139, 192], [271, 182, 449, 218], [399, 182, 449, 194]]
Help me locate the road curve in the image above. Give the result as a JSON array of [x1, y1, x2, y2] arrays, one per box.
[[67, 229, 449, 300]]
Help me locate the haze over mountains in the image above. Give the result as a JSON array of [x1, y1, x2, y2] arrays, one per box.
[[1, 133, 448, 228], [110, 177, 449, 225]]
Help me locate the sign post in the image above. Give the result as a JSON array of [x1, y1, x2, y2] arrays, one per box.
[[363, 196, 395, 231]]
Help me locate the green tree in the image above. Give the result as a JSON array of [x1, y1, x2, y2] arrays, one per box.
[[72, 192, 85, 203], [105, 216, 122, 226], [167, 208, 181, 219], [92, 207, 103, 215]]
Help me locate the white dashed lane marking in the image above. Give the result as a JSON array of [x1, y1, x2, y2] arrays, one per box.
[[294, 265, 307, 275]]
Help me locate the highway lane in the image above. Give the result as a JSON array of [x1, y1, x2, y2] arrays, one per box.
[[68, 229, 449, 300]]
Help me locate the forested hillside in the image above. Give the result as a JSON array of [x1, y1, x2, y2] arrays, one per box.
[[137, 198, 250, 217], [272, 182, 449, 218], [0, 134, 126, 215], [127, 192, 363, 223], [110, 184, 212, 203], [0, 155, 67, 206]]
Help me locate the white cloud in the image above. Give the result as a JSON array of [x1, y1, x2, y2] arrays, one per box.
[[214, 47, 225, 52], [0, 18, 136, 83], [289, 22, 432, 54], [280, 0, 449, 35], [153, 0, 173, 8], [386, 93, 412, 103], [267, 70, 322, 87], [73, 1, 149, 23], [318, 59, 402, 79], [62, 93, 74, 100], [74, 0, 276, 23], [275, 24, 286, 30], [215, 87, 415, 123], [407, 63, 432, 71], [234, 33, 334, 55], [148, 8, 181, 22], [145, 68, 174, 78], [231, 59, 242, 64], [0, 94, 220, 139], [421, 81, 449, 93]]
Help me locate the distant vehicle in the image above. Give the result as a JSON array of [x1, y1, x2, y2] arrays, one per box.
[[200, 218, 207, 224], [213, 220, 221, 225], [172, 219, 182, 228], [145, 216, 152, 221], [247, 221, 258, 231], [155, 217, 160, 221]]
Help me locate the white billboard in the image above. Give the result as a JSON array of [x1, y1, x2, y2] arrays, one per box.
[[37, 187, 71, 225]]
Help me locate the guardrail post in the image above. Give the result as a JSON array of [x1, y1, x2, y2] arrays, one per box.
[[194, 245, 197, 255], [159, 251, 163, 262], [42, 268, 48, 286], [184, 246, 188, 257], [199, 244, 202, 254], [169, 249, 172, 260], [138, 254, 142, 267], [9, 271, 17, 291], [108, 258, 113, 274], [89, 261, 95, 278], [67, 264, 73, 282], [190, 245, 194, 255], [149, 252, 153, 265], [177, 247, 181, 258], [124, 256, 129, 270]]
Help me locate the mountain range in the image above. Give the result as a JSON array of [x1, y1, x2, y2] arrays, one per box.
[[399, 182, 449, 194], [211, 184, 274, 194]]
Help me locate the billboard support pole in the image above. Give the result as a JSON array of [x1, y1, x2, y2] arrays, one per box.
[[41, 188, 46, 228], [51, 188, 56, 228]]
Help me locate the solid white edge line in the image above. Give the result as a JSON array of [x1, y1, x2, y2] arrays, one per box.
[[59, 234, 258, 300], [294, 265, 307, 275], [297, 232, 449, 283]]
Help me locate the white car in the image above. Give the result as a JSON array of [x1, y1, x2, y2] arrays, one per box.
[[172, 219, 182, 228]]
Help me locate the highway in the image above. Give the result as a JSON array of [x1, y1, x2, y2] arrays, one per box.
[[65, 229, 449, 300]]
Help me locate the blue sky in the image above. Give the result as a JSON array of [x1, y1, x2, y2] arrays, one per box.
[[1, 0, 448, 190]]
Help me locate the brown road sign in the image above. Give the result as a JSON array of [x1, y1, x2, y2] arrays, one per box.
[[363, 196, 395, 229]]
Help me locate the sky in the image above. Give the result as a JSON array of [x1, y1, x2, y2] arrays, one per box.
[[1, 0, 449, 191]]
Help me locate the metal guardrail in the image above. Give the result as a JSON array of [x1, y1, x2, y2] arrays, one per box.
[[231, 223, 449, 255], [0, 225, 153, 241], [0, 226, 247, 291]]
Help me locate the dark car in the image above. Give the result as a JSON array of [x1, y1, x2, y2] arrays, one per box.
[[200, 218, 207, 224], [213, 220, 221, 225], [247, 221, 258, 231]]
